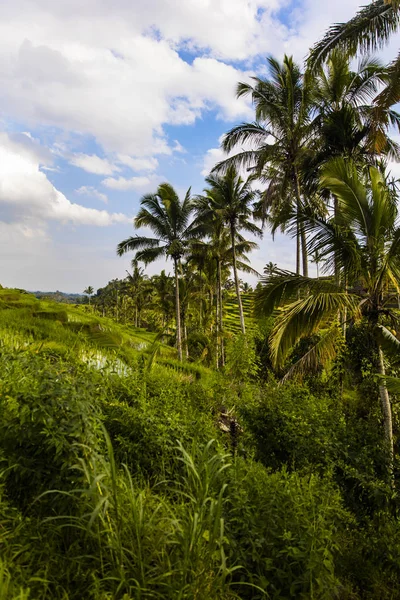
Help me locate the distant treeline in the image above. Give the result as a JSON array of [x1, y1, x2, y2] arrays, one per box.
[[32, 290, 87, 304]]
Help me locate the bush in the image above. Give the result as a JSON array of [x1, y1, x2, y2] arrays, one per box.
[[0, 349, 102, 512], [226, 459, 347, 599], [239, 382, 341, 472]]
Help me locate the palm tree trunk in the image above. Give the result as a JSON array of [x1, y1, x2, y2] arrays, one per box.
[[300, 223, 308, 277], [230, 223, 246, 335], [199, 269, 203, 330], [174, 257, 183, 361], [296, 220, 301, 276], [377, 343, 394, 475], [334, 196, 340, 286], [184, 321, 189, 359], [217, 258, 225, 367], [294, 171, 308, 277], [215, 277, 220, 370]]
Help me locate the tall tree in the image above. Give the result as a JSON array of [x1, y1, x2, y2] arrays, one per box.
[[308, 51, 400, 286], [117, 183, 200, 361], [214, 56, 316, 277], [189, 224, 258, 366], [200, 167, 261, 335], [255, 158, 400, 472], [125, 261, 149, 328], [83, 286, 94, 306], [308, 0, 400, 139]]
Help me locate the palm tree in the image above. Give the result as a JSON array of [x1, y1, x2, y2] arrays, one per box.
[[214, 56, 316, 277], [83, 286, 94, 306], [264, 262, 277, 277], [125, 261, 149, 327], [313, 51, 399, 163], [117, 183, 200, 361], [189, 226, 258, 366], [309, 1, 400, 69], [308, 0, 400, 132], [197, 167, 261, 335], [255, 158, 400, 471], [152, 270, 175, 332], [308, 51, 400, 286]]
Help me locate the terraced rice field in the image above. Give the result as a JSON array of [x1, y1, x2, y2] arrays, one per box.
[[223, 292, 255, 335]]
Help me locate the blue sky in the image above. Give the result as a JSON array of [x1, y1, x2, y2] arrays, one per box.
[[0, 0, 395, 292]]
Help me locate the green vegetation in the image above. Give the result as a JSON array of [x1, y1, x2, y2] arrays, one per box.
[[1, 288, 400, 598], [3, 3, 400, 598]]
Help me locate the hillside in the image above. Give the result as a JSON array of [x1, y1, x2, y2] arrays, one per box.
[[1, 287, 399, 599]]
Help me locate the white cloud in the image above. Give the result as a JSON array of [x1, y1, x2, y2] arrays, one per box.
[[202, 146, 226, 176], [0, 0, 374, 166], [0, 5, 257, 159], [201, 133, 267, 176], [117, 155, 158, 172], [70, 153, 119, 175], [172, 140, 186, 154], [0, 132, 130, 227], [76, 185, 108, 204], [102, 175, 152, 191]]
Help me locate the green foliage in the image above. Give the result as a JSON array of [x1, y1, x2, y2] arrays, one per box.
[[225, 334, 259, 382], [0, 349, 102, 511], [240, 382, 341, 471], [227, 460, 345, 599], [0, 293, 400, 599]]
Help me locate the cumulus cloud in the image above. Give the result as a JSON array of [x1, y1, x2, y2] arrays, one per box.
[[102, 175, 152, 191], [201, 132, 269, 177], [0, 0, 369, 165], [117, 155, 158, 172], [0, 133, 130, 226], [76, 185, 108, 204], [0, 4, 257, 159], [70, 153, 119, 175]]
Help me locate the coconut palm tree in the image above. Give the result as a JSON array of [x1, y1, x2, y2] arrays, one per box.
[[307, 51, 400, 286], [196, 167, 261, 335], [255, 157, 400, 471], [151, 270, 175, 332], [125, 261, 149, 328], [83, 286, 94, 306], [309, 0, 400, 69], [312, 51, 399, 163], [189, 226, 259, 366], [308, 0, 400, 138], [117, 183, 201, 361], [214, 56, 317, 277]]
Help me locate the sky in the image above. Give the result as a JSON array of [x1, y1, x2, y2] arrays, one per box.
[[0, 0, 398, 292]]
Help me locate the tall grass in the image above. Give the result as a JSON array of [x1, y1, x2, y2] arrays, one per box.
[[36, 436, 238, 599]]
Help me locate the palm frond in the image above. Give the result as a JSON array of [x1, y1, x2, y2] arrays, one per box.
[[375, 324, 400, 360], [308, 0, 399, 70], [282, 324, 342, 381], [134, 246, 167, 265], [254, 270, 347, 318], [235, 260, 261, 277], [377, 374, 400, 395], [269, 291, 360, 367], [116, 236, 160, 257], [220, 123, 272, 154]]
